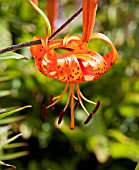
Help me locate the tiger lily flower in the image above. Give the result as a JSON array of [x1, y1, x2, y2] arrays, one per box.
[[30, 0, 118, 129]]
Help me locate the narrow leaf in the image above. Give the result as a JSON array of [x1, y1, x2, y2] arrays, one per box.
[[29, 0, 51, 37], [0, 106, 17, 114], [0, 133, 21, 148], [0, 160, 16, 169], [0, 115, 26, 125], [0, 105, 32, 119], [0, 52, 28, 60], [0, 90, 14, 97], [135, 161, 139, 170], [0, 151, 29, 160], [0, 76, 14, 82], [3, 142, 28, 149]]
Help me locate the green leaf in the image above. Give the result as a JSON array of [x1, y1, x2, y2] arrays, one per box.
[[0, 106, 17, 114], [0, 151, 29, 160], [0, 160, 16, 169], [108, 129, 139, 161], [0, 105, 32, 119], [29, 0, 51, 37], [0, 52, 28, 60], [3, 142, 28, 149], [0, 133, 21, 148], [135, 161, 139, 170], [0, 76, 14, 82], [0, 90, 13, 97], [0, 115, 25, 125], [110, 141, 139, 161]]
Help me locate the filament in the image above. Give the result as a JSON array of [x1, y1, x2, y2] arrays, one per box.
[[76, 83, 89, 115], [63, 84, 72, 112], [73, 95, 78, 100], [79, 91, 96, 105], [70, 83, 75, 130], [46, 83, 69, 109]]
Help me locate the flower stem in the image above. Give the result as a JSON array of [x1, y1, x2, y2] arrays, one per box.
[[0, 7, 82, 55]]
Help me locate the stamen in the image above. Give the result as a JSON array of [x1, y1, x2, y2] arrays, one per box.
[[49, 94, 55, 110], [58, 110, 65, 124], [76, 83, 90, 115], [84, 100, 100, 124], [79, 91, 96, 105], [74, 99, 80, 110], [46, 83, 69, 109], [63, 85, 72, 112], [74, 95, 78, 100], [58, 83, 72, 124], [70, 83, 75, 130], [93, 100, 100, 113], [42, 104, 47, 120]]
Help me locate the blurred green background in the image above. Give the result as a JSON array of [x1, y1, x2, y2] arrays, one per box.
[[0, 0, 139, 169]]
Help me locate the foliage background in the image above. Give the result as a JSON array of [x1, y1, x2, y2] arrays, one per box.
[[0, 0, 139, 169]]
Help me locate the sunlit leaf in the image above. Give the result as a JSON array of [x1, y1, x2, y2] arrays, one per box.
[[3, 142, 28, 149], [0, 115, 25, 125], [0, 90, 14, 97], [0, 151, 29, 160], [108, 129, 131, 144], [0, 106, 17, 114], [0, 76, 14, 82], [0, 52, 28, 60], [119, 105, 138, 116], [135, 161, 139, 170], [108, 129, 139, 161], [0, 133, 21, 148], [0, 160, 16, 169], [0, 105, 32, 119], [110, 141, 139, 162]]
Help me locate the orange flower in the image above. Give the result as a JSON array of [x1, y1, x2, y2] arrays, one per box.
[[30, 0, 118, 129]]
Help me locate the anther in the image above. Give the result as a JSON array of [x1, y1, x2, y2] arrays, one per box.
[[42, 104, 47, 120], [49, 94, 55, 110], [74, 100, 80, 110], [58, 110, 65, 124], [84, 100, 100, 124]]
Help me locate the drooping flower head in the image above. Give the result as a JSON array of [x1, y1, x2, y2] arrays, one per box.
[[30, 0, 118, 129]]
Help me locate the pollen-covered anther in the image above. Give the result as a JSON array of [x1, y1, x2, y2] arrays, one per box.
[[84, 100, 100, 124]]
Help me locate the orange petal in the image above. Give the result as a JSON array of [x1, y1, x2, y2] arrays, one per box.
[[30, 36, 48, 57], [82, 0, 98, 42], [90, 33, 118, 65], [47, 0, 58, 34]]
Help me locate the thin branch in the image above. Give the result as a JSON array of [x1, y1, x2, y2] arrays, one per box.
[[49, 7, 82, 40], [0, 7, 82, 55]]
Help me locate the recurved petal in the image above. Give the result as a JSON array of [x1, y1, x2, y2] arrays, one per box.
[[90, 33, 118, 65], [82, 0, 98, 42], [47, 0, 58, 33], [30, 36, 46, 57]]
